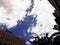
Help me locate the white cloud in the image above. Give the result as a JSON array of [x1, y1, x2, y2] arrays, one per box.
[[0, 0, 31, 28], [0, 0, 58, 38], [28, 0, 58, 37]]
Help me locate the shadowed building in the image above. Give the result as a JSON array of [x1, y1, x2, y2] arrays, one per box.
[[0, 30, 25, 45]]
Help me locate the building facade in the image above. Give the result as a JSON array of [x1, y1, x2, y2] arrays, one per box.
[[0, 30, 25, 45]]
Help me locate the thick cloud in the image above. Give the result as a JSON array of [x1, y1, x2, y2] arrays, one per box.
[[0, 0, 58, 41], [0, 0, 31, 28]]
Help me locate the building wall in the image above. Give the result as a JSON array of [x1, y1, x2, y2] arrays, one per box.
[[0, 30, 25, 45]]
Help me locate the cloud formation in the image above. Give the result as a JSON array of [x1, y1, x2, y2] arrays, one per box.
[[28, 0, 58, 37], [0, 0, 31, 28], [0, 0, 58, 40]]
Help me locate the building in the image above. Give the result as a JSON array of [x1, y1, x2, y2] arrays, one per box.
[[0, 30, 25, 45]]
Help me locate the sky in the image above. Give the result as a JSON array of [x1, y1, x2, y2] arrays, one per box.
[[0, 0, 59, 45]]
